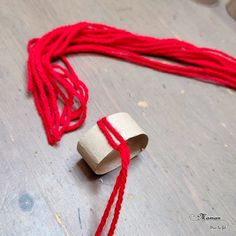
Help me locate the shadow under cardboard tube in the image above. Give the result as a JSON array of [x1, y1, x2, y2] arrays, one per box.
[[76, 158, 100, 181]]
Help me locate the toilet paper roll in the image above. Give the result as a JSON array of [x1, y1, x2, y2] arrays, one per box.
[[77, 112, 148, 175]]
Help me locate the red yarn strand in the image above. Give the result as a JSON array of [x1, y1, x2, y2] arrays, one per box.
[[96, 117, 130, 236]]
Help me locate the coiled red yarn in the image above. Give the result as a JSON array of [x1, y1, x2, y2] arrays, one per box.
[[27, 22, 236, 235], [27, 21, 236, 145]]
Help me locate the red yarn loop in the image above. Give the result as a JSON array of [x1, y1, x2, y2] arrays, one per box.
[[27, 22, 236, 145], [96, 117, 130, 236]]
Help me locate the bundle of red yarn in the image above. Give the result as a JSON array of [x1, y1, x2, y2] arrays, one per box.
[[27, 22, 236, 235]]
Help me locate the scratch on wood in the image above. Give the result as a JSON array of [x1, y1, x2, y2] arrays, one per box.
[[0, 194, 7, 211], [221, 122, 227, 128], [0, 184, 9, 211], [10, 134, 15, 142], [78, 208, 82, 229], [55, 213, 71, 236]]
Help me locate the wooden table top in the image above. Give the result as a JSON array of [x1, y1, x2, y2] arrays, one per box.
[[0, 0, 236, 235]]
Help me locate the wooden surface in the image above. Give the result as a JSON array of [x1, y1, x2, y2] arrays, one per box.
[[0, 0, 236, 235]]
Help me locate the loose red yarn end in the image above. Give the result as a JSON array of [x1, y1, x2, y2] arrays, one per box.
[[27, 22, 236, 145], [96, 117, 130, 236]]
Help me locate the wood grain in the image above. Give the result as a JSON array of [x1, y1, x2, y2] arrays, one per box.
[[0, 0, 236, 235]]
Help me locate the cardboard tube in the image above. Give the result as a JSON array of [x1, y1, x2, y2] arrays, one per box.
[[77, 112, 148, 175]]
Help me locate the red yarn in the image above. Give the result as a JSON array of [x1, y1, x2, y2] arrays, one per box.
[[96, 117, 130, 236], [27, 22, 236, 235], [27, 22, 236, 145]]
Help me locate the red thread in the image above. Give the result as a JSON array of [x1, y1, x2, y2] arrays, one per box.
[[96, 117, 130, 236], [27, 22, 236, 235], [27, 22, 236, 145]]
